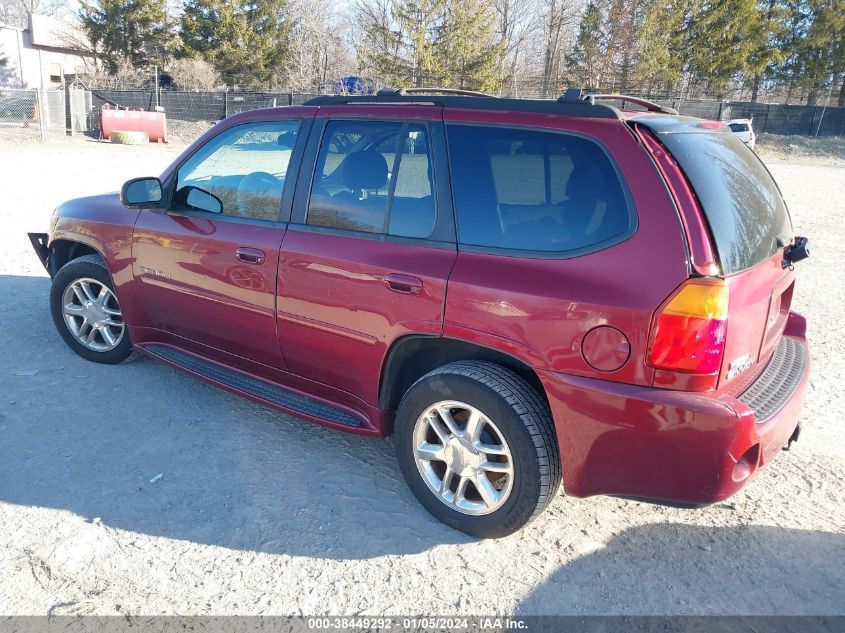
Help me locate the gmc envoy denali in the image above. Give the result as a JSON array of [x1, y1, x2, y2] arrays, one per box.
[[29, 88, 810, 537]]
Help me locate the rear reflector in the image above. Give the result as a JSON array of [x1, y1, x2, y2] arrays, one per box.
[[649, 280, 728, 374]]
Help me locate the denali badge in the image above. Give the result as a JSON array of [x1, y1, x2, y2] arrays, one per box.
[[727, 353, 753, 380], [139, 266, 171, 280]]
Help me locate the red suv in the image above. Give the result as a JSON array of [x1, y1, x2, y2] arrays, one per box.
[[29, 89, 810, 538]]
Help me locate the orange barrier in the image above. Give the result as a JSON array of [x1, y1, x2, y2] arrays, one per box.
[[101, 105, 167, 143]]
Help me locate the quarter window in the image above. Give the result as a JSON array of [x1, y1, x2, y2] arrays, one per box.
[[307, 120, 436, 238], [175, 121, 300, 221], [446, 125, 633, 253]]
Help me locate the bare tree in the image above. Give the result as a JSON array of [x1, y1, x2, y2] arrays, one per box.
[[168, 57, 221, 90], [492, 0, 536, 94], [0, 0, 69, 28], [539, 0, 578, 97], [281, 0, 356, 92], [351, 0, 397, 79], [77, 58, 149, 89]]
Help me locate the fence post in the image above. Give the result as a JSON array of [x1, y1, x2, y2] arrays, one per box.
[[37, 89, 46, 142], [762, 103, 771, 134]]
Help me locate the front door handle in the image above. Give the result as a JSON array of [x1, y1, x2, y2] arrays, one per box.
[[384, 273, 423, 295], [236, 247, 266, 265]]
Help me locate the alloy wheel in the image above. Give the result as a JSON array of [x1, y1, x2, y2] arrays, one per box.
[[61, 278, 125, 352], [412, 400, 514, 516]]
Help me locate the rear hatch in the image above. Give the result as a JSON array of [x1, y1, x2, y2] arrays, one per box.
[[635, 116, 797, 388]]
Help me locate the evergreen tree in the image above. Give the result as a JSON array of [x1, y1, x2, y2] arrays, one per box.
[[786, 0, 845, 105], [180, 0, 290, 87], [438, 0, 504, 91], [603, 0, 645, 91], [684, 0, 767, 97], [80, 0, 170, 72], [566, 0, 608, 87], [747, 0, 790, 101], [361, 0, 446, 87]]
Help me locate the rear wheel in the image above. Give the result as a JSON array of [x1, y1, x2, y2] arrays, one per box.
[[395, 361, 561, 538], [50, 254, 135, 364]]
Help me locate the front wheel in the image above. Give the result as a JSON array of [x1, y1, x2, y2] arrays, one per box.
[[395, 361, 561, 538], [49, 254, 135, 364]]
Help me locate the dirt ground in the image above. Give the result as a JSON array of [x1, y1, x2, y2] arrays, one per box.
[[0, 131, 843, 617]]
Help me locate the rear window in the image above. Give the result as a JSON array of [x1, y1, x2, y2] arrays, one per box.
[[446, 125, 633, 254], [657, 130, 792, 273], [728, 123, 749, 133]]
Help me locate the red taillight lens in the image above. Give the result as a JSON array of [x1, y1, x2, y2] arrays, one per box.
[[649, 280, 728, 374]]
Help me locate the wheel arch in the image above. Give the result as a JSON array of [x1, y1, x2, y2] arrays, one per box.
[[48, 238, 104, 277], [379, 335, 549, 414]]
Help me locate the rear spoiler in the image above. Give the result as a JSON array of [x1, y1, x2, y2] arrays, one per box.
[[559, 89, 679, 115]]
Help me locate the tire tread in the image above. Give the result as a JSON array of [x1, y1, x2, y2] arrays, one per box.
[[408, 360, 562, 527]]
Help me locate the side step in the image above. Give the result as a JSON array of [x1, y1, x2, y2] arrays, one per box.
[[143, 344, 361, 428]]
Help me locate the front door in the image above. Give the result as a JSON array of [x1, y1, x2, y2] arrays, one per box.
[[277, 110, 457, 405], [132, 118, 303, 368]]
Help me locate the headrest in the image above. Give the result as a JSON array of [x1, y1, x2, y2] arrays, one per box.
[[565, 164, 600, 201], [277, 131, 295, 147], [342, 150, 388, 192]]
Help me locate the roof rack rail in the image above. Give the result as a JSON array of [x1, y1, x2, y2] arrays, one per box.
[[559, 88, 678, 115], [302, 93, 621, 119], [377, 86, 495, 97]]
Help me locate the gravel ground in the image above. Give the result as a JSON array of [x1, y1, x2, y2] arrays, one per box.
[[0, 133, 843, 617]]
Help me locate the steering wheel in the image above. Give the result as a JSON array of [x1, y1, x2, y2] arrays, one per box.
[[236, 171, 283, 218]]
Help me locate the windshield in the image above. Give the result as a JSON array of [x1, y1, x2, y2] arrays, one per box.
[[655, 130, 792, 273]]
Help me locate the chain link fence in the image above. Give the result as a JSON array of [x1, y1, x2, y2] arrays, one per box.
[[648, 99, 844, 136], [2, 87, 843, 142], [0, 88, 69, 140], [86, 90, 321, 131]]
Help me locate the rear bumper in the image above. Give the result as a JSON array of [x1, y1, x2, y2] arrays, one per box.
[[540, 314, 810, 505]]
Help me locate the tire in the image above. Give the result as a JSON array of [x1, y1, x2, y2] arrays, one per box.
[[50, 254, 136, 364], [395, 361, 561, 538], [110, 130, 149, 145]]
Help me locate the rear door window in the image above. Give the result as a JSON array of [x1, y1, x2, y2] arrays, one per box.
[[446, 125, 634, 254], [654, 129, 792, 273], [307, 120, 436, 238]]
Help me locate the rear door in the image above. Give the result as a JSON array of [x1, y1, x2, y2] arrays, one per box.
[[276, 106, 457, 405], [637, 119, 797, 387]]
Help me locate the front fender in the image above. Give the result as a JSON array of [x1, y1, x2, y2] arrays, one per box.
[[48, 194, 142, 329]]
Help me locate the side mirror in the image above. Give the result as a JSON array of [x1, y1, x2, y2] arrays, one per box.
[[121, 177, 163, 208]]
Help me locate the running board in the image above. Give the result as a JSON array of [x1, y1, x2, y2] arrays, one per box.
[[143, 344, 362, 428]]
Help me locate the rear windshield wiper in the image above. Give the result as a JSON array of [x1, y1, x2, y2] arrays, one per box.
[[782, 236, 810, 269]]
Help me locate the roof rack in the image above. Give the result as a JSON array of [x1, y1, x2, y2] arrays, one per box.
[[302, 93, 621, 119], [377, 86, 495, 98], [559, 88, 678, 115]]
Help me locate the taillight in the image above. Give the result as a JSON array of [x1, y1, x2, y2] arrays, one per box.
[[649, 280, 728, 374]]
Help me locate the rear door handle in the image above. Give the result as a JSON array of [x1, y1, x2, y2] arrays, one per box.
[[384, 273, 423, 295], [236, 247, 266, 265]]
